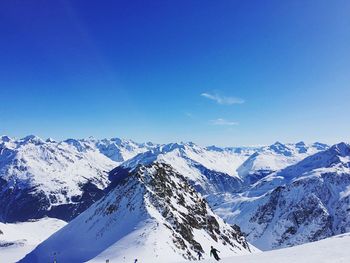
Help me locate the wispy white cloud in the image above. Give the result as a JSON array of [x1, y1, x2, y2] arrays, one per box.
[[210, 118, 239, 126], [201, 92, 244, 105]]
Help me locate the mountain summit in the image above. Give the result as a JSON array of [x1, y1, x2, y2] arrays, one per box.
[[20, 162, 255, 262]]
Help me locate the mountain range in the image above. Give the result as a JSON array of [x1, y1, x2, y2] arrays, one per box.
[[0, 135, 154, 222], [0, 135, 349, 261]]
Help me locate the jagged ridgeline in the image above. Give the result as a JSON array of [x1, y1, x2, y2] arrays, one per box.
[[0, 136, 155, 222], [19, 163, 253, 263]]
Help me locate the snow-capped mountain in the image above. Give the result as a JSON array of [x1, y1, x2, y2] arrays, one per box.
[[20, 163, 255, 263], [214, 142, 350, 250], [122, 141, 328, 196], [63, 136, 155, 163], [237, 141, 329, 185], [0, 135, 154, 222], [1, 134, 345, 254], [121, 142, 258, 195], [92, 137, 155, 162]]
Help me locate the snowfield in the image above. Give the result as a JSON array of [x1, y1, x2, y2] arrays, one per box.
[[187, 233, 350, 263], [0, 218, 66, 263]]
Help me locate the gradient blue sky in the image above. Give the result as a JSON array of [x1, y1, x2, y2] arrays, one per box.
[[1, 0, 349, 146]]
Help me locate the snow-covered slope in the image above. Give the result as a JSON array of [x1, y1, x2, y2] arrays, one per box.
[[20, 163, 256, 263], [187, 232, 350, 263], [0, 135, 153, 222], [215, 142, 350, 250], [0, 218, 66, 263]]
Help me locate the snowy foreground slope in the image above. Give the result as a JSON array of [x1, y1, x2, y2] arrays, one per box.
[[0, 135, 153, 222], [20, 163, 255, 263], [214, 142, 350, 250], [189, 233, 350, 263], [0, 218, 66, 263]]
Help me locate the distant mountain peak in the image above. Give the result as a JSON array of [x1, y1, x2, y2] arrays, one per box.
[[330, 142, 350, 156], [20, 135, 44, 145], [0, 135, 12, 142], [312, 142, 329, 151], [268, 141, 292, 156], [45, 137, 56, 143]]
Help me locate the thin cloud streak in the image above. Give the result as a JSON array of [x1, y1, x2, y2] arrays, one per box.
[[210, 118, 239, 126], [201, 92, 245, 105]]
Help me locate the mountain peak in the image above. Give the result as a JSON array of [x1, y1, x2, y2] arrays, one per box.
[[64, 138, 87, 152], [45, 137, 56, 143], [20, 162, 253, 262], [0, 135, 12, 142], [273, 141, 350, 181], [206, 145, 224, 152], [312, 142, 329, 151], [268, 141, 292, 156], [295, 141, 307, 153], [330, 142, 350, 157], [20, 135, 44, 145]]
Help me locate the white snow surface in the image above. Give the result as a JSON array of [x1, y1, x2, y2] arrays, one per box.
[[0, 218, 66, 263], [185, 233, 350, 263]]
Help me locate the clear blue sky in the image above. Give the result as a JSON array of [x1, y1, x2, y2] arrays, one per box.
[[1, 0, 349, 146]]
